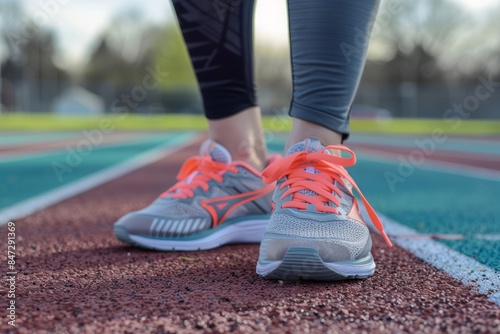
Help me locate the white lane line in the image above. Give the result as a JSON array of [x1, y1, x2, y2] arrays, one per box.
[[474, 234, 500, 241], [370, 212, 500, 306], [0, 133, 201, 225], [386, 233, 500, 241]]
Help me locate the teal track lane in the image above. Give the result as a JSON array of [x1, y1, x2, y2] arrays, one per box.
[[0, 132, 194, 211], [350, 156, 500, 271]]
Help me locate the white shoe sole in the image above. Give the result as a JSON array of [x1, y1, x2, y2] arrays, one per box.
[[115, 219, 269, 251]]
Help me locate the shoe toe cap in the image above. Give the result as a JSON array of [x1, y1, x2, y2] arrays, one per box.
[[114, 212, 155, 237], [265, 238, 353, 262]]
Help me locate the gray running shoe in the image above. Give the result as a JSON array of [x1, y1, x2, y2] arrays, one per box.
[[256, 138, 392, 281], [114, 139, 278, 251]]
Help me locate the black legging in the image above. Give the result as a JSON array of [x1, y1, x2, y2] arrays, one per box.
[[172, 0, 379, 139]]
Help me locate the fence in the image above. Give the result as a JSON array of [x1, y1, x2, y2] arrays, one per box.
[[1, 78, 499, 119]]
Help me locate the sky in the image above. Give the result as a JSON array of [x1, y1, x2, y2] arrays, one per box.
[[16, 0, 290, 67], [3, 0, 500, 68]]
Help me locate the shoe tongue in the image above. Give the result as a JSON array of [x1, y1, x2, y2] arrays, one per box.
[[286, 138, 327, 199], [286, 138, 325, 156], [199, 139, 232, 164]]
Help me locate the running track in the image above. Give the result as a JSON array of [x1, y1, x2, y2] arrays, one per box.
[[0, 131, 499, 333]]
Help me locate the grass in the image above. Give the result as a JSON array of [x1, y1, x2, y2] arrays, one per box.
[[1, 112, 499, 135], [0, 113, 207, 131]]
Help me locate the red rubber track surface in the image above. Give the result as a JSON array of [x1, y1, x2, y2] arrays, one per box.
[[1, 139, 499, 333]]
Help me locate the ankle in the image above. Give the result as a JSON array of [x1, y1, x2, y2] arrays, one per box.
[[234, 137, 268, 171], [208, 106, 268, 171], [286, 119, 343, 155]]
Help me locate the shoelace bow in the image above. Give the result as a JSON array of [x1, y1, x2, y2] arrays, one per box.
[[262, 145, 392, 247], [160, 156, 237, 199]]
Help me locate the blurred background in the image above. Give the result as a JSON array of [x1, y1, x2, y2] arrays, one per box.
[[0, 0, 499, 119]]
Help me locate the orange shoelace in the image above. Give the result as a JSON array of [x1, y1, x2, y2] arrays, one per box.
[[262, 145, 392, 247], [160, 156, 238, 199]]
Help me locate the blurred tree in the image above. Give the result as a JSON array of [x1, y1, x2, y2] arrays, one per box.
[[358, 0, 475, 117], [0, 0, 24, 110], [152, 23, 197, 89], [84, 38, 145, 85], [364, 45, 444, 84], [22, 29, 69, 110], [0, 1, 24, 61], [367, 0, 500, 81], [83, 13, 203, 114], [83, 9, 163, 86], [365, 0, 467, 83], [0, 0, 69, 112]]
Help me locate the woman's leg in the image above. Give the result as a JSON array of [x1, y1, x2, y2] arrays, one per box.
[[285, 0, 380, 150], [172, 0, 267, 170]]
